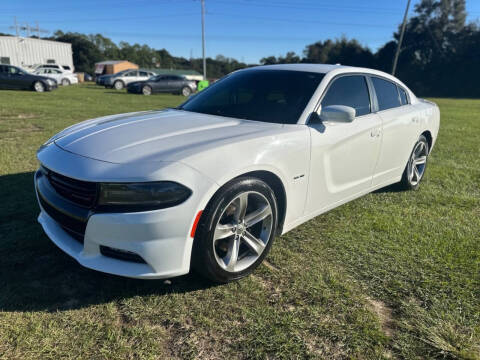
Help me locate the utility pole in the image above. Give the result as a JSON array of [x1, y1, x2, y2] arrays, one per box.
[[392, 0, 411, 76], [9, 17, 19, 36], [201, 0, 206, 80]]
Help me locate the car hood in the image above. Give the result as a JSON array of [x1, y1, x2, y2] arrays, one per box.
[[53, 109, 282, 164]]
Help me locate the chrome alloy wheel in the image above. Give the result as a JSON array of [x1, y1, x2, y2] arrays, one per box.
[[213, 191, 273, 273], [408, 140, 428, 186], [34, 81, 45, 92]]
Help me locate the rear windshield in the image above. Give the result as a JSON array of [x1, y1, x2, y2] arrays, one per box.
[[179, 70, 324, 124]]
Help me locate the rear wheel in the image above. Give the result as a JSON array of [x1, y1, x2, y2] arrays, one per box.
[[142, 85, 152, 95], [33, 81, 45, 92], [181, 86, 192, 97], [113, 80, 124, 90], [61, 78, 70, 86], [398, 135, 429, 190], [193, 177, 278, 283]]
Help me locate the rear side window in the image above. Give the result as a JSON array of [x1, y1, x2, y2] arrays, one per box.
[[139, 71, 148, 77], [321, 75, 371, 116], [398, 86, 408, 105], [372, 77, 401, 111]]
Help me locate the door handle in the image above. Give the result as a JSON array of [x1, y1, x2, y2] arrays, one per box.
[[370, 128, 381, 138]]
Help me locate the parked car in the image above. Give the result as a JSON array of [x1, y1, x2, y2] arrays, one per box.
[[30, 64, 74, 73], [35, 64, 439, 283], [34, 67, 78, 86], [101, 69, 156, 90], [0, 64, 57, 92], [127, 75, 197, 96], [84, 73, 93, 82]]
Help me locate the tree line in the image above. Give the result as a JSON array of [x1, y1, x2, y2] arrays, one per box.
[[16, 0, 478, 97]]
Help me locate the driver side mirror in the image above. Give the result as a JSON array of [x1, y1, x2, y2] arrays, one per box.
[[320, 105, 356, 123]]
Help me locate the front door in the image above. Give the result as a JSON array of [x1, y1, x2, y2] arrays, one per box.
[[305, 75, 382, 215]]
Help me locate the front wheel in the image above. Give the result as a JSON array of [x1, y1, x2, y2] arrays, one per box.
[[192, 177, 278, 283], [33, 81, 45, 92], [61, 78, 70, 86], [398, 135, 429, 190]]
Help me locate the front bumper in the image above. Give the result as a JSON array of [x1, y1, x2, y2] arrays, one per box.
[[46, 82, 57, 91], [35, 144, 218, 279]]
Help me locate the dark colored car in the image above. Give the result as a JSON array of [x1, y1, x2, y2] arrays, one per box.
[[0, 65, 57, 92], [127, 75, 197, 96], [84, 73, 93, 82]]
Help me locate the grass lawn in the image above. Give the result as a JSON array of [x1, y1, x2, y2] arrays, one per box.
[[0, 84, 479, 359]]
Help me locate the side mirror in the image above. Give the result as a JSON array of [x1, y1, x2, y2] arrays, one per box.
[[320, 105, 356, 123]]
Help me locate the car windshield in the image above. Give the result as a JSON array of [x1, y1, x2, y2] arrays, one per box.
[[178, 70, 324, 124]]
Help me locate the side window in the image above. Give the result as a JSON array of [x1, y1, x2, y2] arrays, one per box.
[[372, 77, 402, 111], [125, 71, 137, 77], [397, 86, 408, 105], [321, 75, 371, 116], [139, 71, 148, 77]]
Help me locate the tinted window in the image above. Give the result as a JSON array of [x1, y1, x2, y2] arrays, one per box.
[[125, 71, 137, 77], [179, 70, 324, 124], [372, 77, 401, 111], [0, 65, 6, 73], [321, 75, 371, 116], [139, 71, 148, 77], [398, 86, 408, 105]]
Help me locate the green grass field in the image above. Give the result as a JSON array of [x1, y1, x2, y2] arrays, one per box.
[[0, 84, 479, 359]]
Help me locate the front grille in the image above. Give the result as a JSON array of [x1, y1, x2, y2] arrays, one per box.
[[45, 168, 97, 208], [39, 195, 87, 244]]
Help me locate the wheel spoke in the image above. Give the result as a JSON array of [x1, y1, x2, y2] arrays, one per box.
[[415, 155, 427, 165], [414, 166, 420, 181], [234, 193, 248, 222], [244, 204, 271, 228], [214, 223, 235, 241], [224, 237, 240, 271], [242, 231, 266, 256]]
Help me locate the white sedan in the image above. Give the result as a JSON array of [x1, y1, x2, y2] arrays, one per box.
[[34, 67, 78, 86], [35, 64, 440, 282]]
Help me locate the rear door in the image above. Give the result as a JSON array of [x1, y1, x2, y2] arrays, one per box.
[[370, 76, 419, 186], [306, 74, 383, 214], [167, 75, 184, 92]]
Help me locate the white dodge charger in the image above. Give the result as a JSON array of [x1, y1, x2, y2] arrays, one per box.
[[35, 64, 440, 282]]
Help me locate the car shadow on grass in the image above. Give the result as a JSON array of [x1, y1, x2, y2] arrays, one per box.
[[0, 172, 216, 313]]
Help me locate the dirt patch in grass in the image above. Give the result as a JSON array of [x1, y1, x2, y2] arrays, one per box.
[[367, 297, 394, 337]]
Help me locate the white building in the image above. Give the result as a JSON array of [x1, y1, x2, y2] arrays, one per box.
[[0, 36, 74, 71]]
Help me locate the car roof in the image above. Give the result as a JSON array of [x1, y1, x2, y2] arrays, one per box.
[[249, 63, 347, 74]]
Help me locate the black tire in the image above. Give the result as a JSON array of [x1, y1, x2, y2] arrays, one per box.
[[113, 80, 124, 90], [142, 85, 152, 96], [192, 177, 278, 283], [181, 86, 192, 97], [33, 81, 45, 92], [398, 135, 429, 190]]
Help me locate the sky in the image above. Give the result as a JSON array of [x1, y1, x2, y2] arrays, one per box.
[[1, 0, 480, 64]]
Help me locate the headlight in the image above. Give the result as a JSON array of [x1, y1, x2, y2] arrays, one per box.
[[98, 181, 192, 211]]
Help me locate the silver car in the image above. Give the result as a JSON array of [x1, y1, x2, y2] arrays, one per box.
[[104, 69, 156, 90]]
